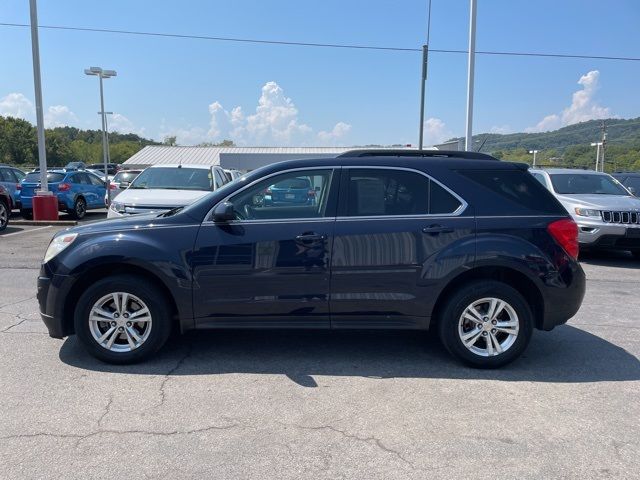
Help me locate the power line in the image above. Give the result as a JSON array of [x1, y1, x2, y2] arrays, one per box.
[[1, 21, 640, 62]]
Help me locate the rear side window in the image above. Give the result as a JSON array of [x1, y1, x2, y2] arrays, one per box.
[[459, 169, 565, 215], [24, 172, 66, 183], [345, 169, 462, 216]]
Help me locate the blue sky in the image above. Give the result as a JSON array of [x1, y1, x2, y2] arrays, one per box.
[[1, 0, 639, 146]]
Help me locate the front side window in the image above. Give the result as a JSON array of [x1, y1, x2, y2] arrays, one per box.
[[345, 169, 462, 216], [0, 168, 14, 182], [228, 169, 333, 220], [88, 173, 105, 186], [550, 173, 629, 195]]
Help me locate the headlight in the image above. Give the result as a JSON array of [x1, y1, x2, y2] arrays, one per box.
[[44, 233, 78, 263], [574, 207, 601, 218], [110, 201, 126, 213]]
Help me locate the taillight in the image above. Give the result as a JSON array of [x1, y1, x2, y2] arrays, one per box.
[[547, 218, 579, 259], [57, 183, 71, 192], [264, 188, 272, 195], [16, 183, 21, 191], [308, 189, 316, 197]]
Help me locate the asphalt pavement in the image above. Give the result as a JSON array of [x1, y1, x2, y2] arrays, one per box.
[[0, 215, 638, 479]]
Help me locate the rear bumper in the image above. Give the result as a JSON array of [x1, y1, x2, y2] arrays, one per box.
[[37, 265, 73, 338], [539, 261, 586, 330]]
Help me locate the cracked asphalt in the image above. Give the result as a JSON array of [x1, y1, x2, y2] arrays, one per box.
[[1, 214, 639, 479]]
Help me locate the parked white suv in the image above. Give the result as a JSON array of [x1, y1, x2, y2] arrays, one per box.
[[108, 164, 229, 218], [530, 168, 640, 257]]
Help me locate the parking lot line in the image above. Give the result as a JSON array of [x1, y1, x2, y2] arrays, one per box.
[[2, 225, 52, 237]]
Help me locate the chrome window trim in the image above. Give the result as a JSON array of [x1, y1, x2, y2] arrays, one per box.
[[202, 164, 468, 224], [341, 165, 468, 218], [203, 166, 340, 224]]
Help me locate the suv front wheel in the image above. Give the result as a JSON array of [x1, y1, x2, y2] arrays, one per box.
[[437, 280, 533, 368], [74, 275, 172, 364]]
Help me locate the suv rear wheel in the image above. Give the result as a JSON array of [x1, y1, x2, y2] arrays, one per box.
[[69, 197, 86, 220], [437, 280, 533, 368], [74, 275, 172, 364]]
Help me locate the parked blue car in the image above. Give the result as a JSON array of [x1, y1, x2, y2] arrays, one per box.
[[20, 169, 106, 219], [0, 164, 27, 209], [263, 176, 318, 206]]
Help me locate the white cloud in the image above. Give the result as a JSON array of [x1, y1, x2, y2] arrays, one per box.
[[44, 105, 78, 128], [489, 125, 512, 135], [0, 93, 34, 120], [423, 117, 454, 145], [108, 113, 145, 136], [318, 121, 352, 144], [526, 70, 612, 133], [200, 81, 350, 146]]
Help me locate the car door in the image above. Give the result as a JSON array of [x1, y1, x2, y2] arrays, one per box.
[[0, 168, 17, 206], [330, 167, 475, 329], [86, 172, 107, 207], [191, 167, 339, 328]]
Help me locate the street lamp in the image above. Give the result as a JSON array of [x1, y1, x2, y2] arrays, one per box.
[[528, 150, 539, 167], [591, 142, 603, 172], [85, 66, 116, 204]]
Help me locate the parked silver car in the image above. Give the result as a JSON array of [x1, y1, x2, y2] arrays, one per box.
[[105, 169, 143, 205], [530, 168, 640, 258]]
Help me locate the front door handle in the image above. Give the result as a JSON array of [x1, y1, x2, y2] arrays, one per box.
[[422, 225, 453, 235], [295, 233, 327, 242]]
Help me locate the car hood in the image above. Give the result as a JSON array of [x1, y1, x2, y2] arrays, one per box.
[[113, 188, 210, 207], [556, 194, 640, 210]]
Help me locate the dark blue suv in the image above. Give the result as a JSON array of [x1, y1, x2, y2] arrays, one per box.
[[37, 150, 585, 367]]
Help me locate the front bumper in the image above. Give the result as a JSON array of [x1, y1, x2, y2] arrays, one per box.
[[576, 217, 640, 251], [37, 264, 73, 338]]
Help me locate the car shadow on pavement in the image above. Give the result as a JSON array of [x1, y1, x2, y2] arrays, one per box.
[[58, 325, 640, 387]]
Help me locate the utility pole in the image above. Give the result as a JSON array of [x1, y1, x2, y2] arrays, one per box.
[[418, 45, 429, 150], [601, 120, 607, 172], [465, 0, 477, 151], [591, 142, 603, 171]]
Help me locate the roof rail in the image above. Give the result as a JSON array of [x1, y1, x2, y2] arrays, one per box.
[[337, 149, 499, 161]]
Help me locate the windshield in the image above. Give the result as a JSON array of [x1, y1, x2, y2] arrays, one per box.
[[24, 172, 66, 183], [129, 167, 213, 191], [550, 173, 629, 195], [113, 171, 141, 183]]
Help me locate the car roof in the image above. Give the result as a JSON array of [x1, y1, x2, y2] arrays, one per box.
[[251, 154, 524, 175]]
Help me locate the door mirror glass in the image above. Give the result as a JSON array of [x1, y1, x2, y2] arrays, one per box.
[[119, 181, 130, 188], [213, 201, 235, 222]]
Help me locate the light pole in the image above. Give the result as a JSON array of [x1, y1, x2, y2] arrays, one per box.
[[85, 66, 116, 204], [465, 0, 477, 151], [29, 0, 47, 192], [528, 150, 539, 167], [591, 142, 603, 172]]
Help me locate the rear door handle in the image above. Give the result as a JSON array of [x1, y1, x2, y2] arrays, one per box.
[[422, 225, 453, 234], [295, 233, 327, 242]]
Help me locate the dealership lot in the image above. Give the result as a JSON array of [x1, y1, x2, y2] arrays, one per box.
[[1, 222, 638, 479]]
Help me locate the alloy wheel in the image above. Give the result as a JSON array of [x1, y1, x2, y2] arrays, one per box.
[[457, 297, 519, 357], [88, 292, 153, 352], [76, 199, 86, 218]]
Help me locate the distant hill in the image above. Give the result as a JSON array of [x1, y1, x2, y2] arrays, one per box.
[[451, 117, 640, 171]]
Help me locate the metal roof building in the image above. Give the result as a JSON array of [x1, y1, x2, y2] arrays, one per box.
[[123, 146, 420, 170]]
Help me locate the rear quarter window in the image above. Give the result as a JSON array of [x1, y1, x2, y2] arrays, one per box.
[[24, 172, 66, 183], [458, 169, 566, 215]]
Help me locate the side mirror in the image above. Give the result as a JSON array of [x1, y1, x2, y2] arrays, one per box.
[[120, 181, 130, 188], [212, 201, 235, 222]]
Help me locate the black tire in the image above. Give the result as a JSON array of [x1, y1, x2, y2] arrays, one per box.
[[69, 197, 87, 220], [20, 209, 33, 220], [74, 275, 173, 364], [0, 200, 8, 231], [437, 280, 534, 368]]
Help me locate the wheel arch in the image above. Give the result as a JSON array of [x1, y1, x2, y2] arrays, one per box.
[[62, 263, 181, 336], [431, 266, 545, 330]]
